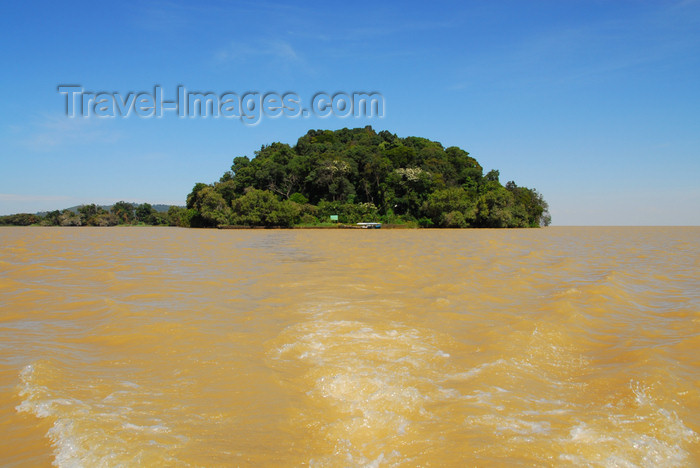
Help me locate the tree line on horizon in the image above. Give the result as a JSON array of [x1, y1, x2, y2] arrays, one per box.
[[0, 202, 191, 227], [1, 127, 550, 228], [184, 126, 551, 228]]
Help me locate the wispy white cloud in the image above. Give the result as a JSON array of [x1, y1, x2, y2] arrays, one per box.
[[0, 193, 74, 203], [346, 19, 456, 40], [17, 113, 123, 152], [131, 1, 199, 32], [131, 1, 317, 34], [215, 39, 301, 64], [447, 2, 700, 92], [0, 193, 78, 215]]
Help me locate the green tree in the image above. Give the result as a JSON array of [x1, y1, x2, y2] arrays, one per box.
[[135, 203, 156, 224], [0, 213, 40, 226], [231, 189, 300, 227], [190, 186, 231, 227], [184, 126, 550, 229], [111, 201, 135, 224], [477, 187, 519, 228], [422, 187, 477, 227], [59, 209, 81, 226], [78, 204, 101, 225], [40, 210, 61, 226], [92, 212, 119, 226]]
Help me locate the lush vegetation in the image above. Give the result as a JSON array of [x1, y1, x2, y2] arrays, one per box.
[[185, 126, 550, 228], [0, 202, 190, 227], [1, 127, 550, 228]]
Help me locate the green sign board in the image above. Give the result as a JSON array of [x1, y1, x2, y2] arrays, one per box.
[[329, 215, 339, 221]]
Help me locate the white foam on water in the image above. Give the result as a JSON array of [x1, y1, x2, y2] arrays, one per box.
[[121, 422, 169, 433], [440, 321, 699, 467], [16, 362, 184, 467], [444, 358, 507, 381], [465, 413, 552, 436], [558, 381, 698, 467], [270, 319, 457, 465]]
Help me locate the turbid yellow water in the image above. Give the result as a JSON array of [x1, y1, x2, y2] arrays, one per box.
[[0, 226, 698, 467]]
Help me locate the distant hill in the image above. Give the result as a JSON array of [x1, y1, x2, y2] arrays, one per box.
[[38, 203, 182, 216]]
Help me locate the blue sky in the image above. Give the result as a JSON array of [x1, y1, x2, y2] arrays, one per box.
[[1, 0, 699, 225]]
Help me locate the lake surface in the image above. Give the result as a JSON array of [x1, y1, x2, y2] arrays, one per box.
[[0, 226, 698, 467]]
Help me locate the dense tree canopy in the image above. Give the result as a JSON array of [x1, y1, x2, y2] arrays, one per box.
[[186, 126, 550, 228], [1, 127, 550, 229], [0, 203, 190, 227]]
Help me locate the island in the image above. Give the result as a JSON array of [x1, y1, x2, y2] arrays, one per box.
[[185, 126, 550, 228], [0, 127, 550, 228]]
